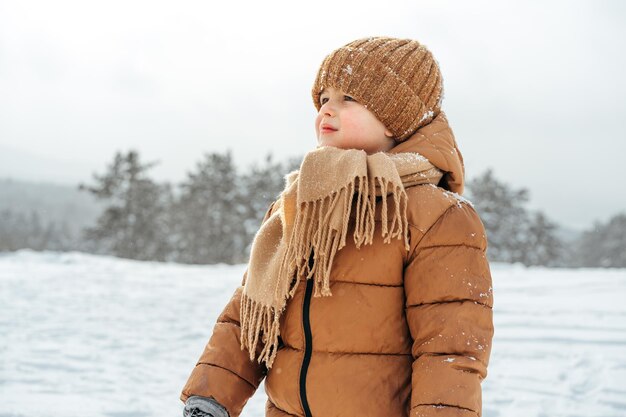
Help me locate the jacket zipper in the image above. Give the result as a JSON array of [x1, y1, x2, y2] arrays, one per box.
[[299, 253, 315, 417]]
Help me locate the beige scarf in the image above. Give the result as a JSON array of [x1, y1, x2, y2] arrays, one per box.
[[240, 145, 444, 368]]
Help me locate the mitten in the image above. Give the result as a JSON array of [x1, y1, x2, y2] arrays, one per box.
[[183, 396, 229, 417]]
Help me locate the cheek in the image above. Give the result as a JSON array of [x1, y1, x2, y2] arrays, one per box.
[[314, 113, 322, 136], [342, 113, 370, 138]]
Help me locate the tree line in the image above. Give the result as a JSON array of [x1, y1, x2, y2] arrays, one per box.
[[1, 149, 624, 267]]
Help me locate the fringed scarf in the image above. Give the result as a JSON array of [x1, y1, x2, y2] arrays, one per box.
[[240, 145, 444, 369]]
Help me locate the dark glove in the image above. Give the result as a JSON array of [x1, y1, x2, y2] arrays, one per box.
[[183, 396, 229, 417]]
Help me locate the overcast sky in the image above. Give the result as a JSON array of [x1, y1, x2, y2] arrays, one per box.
[[1, 0, 624, 231]]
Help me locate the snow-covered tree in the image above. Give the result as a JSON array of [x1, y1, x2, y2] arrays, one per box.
[[466, 168, 564, 266], [0, 209, 76, 251], [572, 212, 626, 267], [173, 150, 247, 264], [466, 169, 529, 263], [79, 150, 173, 261], [0, 209, 28, 250], [522, 211, 566, 266]]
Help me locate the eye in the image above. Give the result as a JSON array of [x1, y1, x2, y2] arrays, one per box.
[[344, 95, 356, 102], [320, 97, 328, 105]]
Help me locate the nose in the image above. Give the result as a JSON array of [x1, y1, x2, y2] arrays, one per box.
[[319, 100, 335, 116]]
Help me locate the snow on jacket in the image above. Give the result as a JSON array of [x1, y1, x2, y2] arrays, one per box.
[[180, 112, 495, 417]]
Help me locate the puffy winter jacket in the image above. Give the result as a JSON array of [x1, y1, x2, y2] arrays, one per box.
[[180, 112, 494, 417]]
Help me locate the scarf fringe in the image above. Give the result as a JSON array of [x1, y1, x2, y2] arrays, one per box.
[[240, 293, 282, 368]]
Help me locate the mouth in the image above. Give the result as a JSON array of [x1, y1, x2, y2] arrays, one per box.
[[320, 124, 337, 134]]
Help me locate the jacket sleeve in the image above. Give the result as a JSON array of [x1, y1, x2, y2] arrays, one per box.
[[404, 201, 494, 417], [180, 201, 277, 417]]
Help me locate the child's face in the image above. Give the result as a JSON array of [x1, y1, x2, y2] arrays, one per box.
[[315, 86, 395, 154]]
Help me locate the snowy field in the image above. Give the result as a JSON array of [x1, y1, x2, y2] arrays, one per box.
[[1, 250, 625, 417]]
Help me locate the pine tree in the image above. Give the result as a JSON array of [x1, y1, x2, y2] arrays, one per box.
[[241, 153, 283, 232], [78, 150, 173, 261], [522, 211, 566, 266], [173, 150, 246, 264], [466, 168, 564, 266], [0, 208, 77, 251], [39, 220, 76, 251], [466, 169, 529, 263], [572, 212, 626, 267], [28, 211, 44, 250], [0, 209, 24, 250]]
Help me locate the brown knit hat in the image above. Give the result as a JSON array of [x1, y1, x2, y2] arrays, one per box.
[[312, 36, 444, 142]]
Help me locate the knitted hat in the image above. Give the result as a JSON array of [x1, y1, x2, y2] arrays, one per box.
[[312, 36, 444, 142]]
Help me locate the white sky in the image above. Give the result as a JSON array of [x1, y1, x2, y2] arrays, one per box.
[[0, 0, 625, 231]]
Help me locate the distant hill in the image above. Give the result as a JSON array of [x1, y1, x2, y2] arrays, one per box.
[[0, 143, 94, 185], [0, 177, 105, 237]]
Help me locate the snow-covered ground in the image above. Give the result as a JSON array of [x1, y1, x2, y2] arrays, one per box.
[[1, 250, 625, 417]]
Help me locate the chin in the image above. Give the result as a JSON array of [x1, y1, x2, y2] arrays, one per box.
[[318, 140, 337, 148]]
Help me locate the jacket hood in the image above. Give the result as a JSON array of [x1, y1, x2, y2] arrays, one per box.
[[388, 110, 465, 194]]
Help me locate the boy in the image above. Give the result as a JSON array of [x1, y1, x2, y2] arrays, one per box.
[[181, 36, 494, 417]]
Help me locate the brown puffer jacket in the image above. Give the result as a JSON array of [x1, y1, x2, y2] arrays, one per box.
[[181, 112, 495, 417]]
